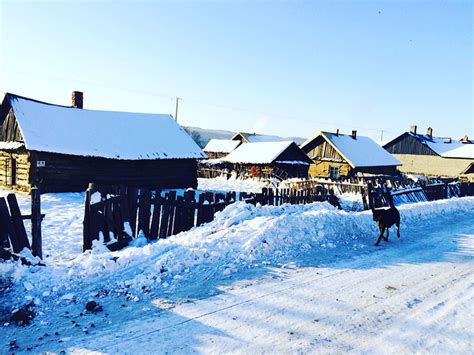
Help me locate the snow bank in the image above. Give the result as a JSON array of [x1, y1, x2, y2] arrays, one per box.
[[1, 196, 473, 311]]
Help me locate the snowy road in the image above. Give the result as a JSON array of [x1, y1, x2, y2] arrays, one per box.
[[4, 201, 470, 354]]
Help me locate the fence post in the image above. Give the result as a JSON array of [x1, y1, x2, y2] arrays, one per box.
[[83, 188, 92, 252], [367, 182, 374, 209], [31, 187, 42, 259]]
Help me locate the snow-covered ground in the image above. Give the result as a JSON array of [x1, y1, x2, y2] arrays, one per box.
[[1, 183, 473, 353]]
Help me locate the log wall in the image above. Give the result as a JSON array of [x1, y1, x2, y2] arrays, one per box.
[[0, 150, 31, 193], [28, 151, 198, 193], [308, 161, 351, 178]]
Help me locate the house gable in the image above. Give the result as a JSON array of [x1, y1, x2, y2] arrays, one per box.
[[1, 108, 24, 142], [274, 142, 312, 164], [383, 133, 438, 156], [301, 135, 346, 163]]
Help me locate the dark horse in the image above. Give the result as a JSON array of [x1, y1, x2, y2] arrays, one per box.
[[372, 207, 400, 246]]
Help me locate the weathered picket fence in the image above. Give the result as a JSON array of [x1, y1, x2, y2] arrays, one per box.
[[367, 181, 472, 208], [284, 179, 369, 209], [83, 185, 340, 252], [0, 188, 44, 258]]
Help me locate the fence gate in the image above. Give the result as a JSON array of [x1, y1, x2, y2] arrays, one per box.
[[0, 188, 43, 259]]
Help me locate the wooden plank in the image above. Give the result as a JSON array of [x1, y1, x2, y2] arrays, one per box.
[[137, 189, 152, 238], [83, 189, 93, 251], [166, 191, 177, 237], [159, 193, 172, 239], [127, 187, 139, 237], [202, 192, 215, 224], [7, 193, 30, 252], [0, 197, 14, 250], [183, 190, 196, 231], [172, 195, 185, 235], [103, 200, 113, 243], [196, 193, 206, 226], [149, 192, 163, 240], [31, 187, 42, 259], [112, 200, 124, 242]]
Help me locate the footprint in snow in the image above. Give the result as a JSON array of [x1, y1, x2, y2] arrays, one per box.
[[407, 298, 422, 309]]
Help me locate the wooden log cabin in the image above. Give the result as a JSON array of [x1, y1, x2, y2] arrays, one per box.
[[300, 130, 401, 178], [223, 141, 312, 179], [0, 92, 206, 193], [383, 126, 474, 179]]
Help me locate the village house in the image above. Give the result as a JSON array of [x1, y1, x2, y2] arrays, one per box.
[[224, 141, 312, 179], [383, 126, 474, 179], [0, 92, 205, 193], [300, 130, 401, 178], [203, 139, 241, 159], [231, 132, 288, 144]]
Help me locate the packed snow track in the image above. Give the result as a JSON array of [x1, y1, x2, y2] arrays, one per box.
[[0, 196, 473, 354]]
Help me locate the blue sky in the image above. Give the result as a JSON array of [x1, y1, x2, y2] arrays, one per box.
[[0, 0, 472, 142]]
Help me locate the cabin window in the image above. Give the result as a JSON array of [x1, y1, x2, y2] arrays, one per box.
[[329, 165, 340, 179], [5, 157, 17, 186]]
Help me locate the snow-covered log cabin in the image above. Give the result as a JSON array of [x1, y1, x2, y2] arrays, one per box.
[[300, 130, 401, 178], [223, 141, 312, 179], [383, 126, 474, 179], [203, 139, 241, 159], [0, 92, 206, 193]]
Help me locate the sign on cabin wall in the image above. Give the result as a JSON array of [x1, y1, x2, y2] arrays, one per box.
[[36, 161, 46, 168]]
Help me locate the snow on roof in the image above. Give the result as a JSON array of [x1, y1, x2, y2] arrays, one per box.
[[410, 133, 467, 156], [7, 95, 206, 160], [323, 132, 401, 168], [441, 144, 474, 159], [203, 139, 241, 154], [0, 142, 25, 150], [224, 141, 299, 164], [232, 132, 287, 143]]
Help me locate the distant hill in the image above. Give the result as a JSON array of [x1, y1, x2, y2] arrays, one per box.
[[183, 126, 306, 148]]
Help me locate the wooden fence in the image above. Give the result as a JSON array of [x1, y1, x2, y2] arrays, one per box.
[[367, 181, 472, 208], [83, 185, 341, 252], [0, 188, 44, 258]]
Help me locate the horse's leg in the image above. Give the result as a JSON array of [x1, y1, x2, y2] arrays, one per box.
[[375, 227, 385, 246], [397, 222, 400, 238], [384, 227, 389, 241]]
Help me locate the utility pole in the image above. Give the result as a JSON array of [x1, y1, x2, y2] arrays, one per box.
[[174, 97, 181, 122], [379, 130, 385, 142]]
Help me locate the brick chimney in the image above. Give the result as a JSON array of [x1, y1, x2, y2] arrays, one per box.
[[461, 135, 469, 143], [351, 130, 357, 139], [426, 127, 433, 137], [410, 125, 417, 134], [72, 91, 83, 109]]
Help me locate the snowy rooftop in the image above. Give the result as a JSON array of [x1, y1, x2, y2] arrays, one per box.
[[410, 133, 471, 157], [441, 144, 474, 159], [224, 141, 303, 164], [232, 132, 288, 143], [203, 139, 241, 154], [317, 132, 400, 168], [5, 94, 206, 160]]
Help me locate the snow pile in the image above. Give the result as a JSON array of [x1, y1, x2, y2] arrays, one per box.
[[338, 192, 365, 211], [1, 197, 473, 311]]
